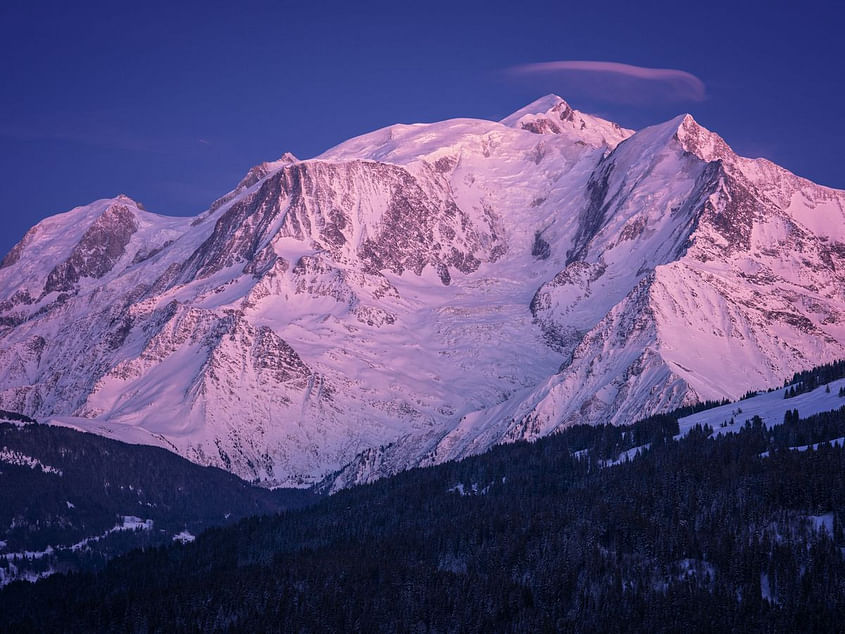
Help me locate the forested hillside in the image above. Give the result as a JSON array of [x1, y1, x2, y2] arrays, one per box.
[[3, 404, 845, 631], [0, 423, 315, 585]]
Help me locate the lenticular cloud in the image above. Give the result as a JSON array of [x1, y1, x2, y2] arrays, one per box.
[[509, 60, 706, 104]]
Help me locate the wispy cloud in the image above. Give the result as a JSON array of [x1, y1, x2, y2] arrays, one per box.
[[508, 60, 706, 104]]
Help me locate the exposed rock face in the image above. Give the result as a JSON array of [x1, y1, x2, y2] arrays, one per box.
[[0, 233, 33, 269], [0, 95, 843, 489], [177, 160, 497, 289], [44, 202, 139, 293]]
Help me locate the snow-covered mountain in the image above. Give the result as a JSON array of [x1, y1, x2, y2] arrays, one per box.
[[1, 95, 843, 489]]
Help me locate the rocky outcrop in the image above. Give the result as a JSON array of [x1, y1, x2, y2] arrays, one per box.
[[44, 202, 139, 293]]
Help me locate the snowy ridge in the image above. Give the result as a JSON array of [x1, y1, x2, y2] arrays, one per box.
[[0, 95, 843, 489]]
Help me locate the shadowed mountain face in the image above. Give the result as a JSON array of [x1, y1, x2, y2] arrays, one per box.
[[0, 420, 314, 586], [0, 96, 843, 489]]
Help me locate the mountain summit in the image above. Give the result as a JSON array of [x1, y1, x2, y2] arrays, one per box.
[[1, 97, 843, 488], [499, 93, 633, 148]]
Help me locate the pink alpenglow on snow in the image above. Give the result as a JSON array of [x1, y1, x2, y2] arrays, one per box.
[[0, 96, 842, 492]]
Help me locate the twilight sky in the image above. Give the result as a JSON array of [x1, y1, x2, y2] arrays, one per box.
[[1, 0, 843, 256]]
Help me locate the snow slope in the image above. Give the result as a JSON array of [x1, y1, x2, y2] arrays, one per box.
[[677, 379, 845, 436], [0, 95, 843, 489]]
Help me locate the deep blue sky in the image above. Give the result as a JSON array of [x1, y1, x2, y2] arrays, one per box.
[[2, 0, 844, 256]]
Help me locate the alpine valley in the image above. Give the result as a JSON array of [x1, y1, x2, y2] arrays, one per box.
[[1, 95, 843, 491]]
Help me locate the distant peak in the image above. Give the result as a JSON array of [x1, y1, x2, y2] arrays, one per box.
[[500, 94, 633, 149], [113, 193, 142, 207], [499, 94, 570, 127], [670, 113, 703, 135], [624, 113, 734, 166], [237, 154, 299, 190], [206, 153, 300, 215], [253, 152, 299, 175], [526, 93, 570, 111], [673, 114, 733, 163]]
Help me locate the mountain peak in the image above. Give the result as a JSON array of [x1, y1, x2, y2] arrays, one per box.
[[500, 95, 633, 149], [2, 97, 842, 491], [113, 193, 140, 206], [205, 153, 301, 215], [499, 94, 575, 129], [674, 114, 733, 163], [239, 153, 299, 187], [624, 114, 734, 166], [499, 94, 569, 125]]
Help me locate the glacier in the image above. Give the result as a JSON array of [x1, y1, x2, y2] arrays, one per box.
[[0, 95, 842, 489]]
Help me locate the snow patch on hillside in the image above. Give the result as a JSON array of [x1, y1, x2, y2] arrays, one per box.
[[678, 379, 845, 435], [0, 448, 62, 475]]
